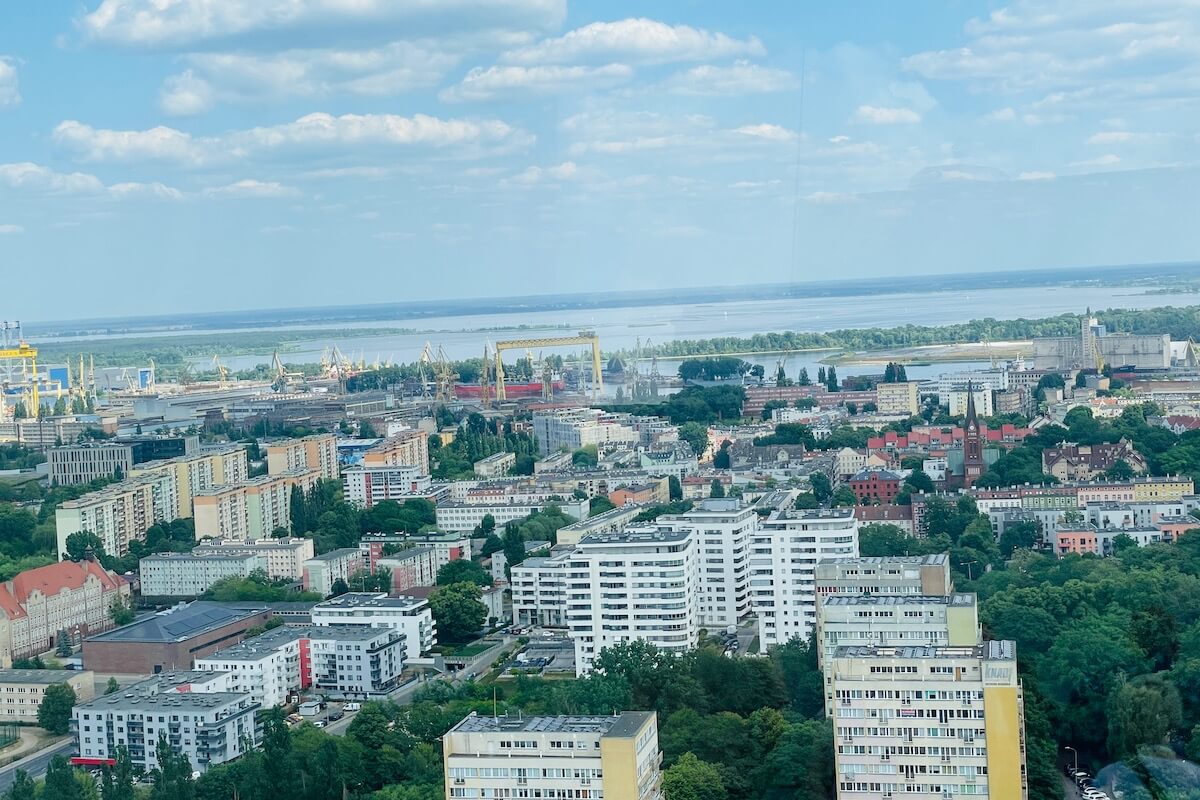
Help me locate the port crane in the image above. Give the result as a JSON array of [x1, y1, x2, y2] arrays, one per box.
[[493, 331, 602, 401]]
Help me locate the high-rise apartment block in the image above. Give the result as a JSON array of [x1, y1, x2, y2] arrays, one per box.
[[193, 469, 319, 541], [831, 641, 1027, 800], [342, 464, 431, 507], [266, 433, 339, 481], [362, 430, 430, 474], [443, 711, 663, 800], [815, 555, 953, 604], [656, 499, 755, 628], [48, 435, 198, 485]]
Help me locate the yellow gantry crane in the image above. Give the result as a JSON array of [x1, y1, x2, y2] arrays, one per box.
[[494, 331, 602, 401], [0, 321, 39, 418]]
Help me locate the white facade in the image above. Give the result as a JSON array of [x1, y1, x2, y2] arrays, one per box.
[[831, 641, 1026, 800], [71, 671, 260, 774], [434, 498, 588, 532], [139, 553, 266, 597], [342, 464, 432, 508], [510, 550, 572, 627], [302, 548, 363, 597], [751, 508, 860, 649], [191, 537, 315, 580], [657, 499, 754, 628], [532, 408, 641, 455], [933, 370, 1008, 405], [566, 529, 700, 676], [56, 472, 179, 559], [309, 592, 437, 661], [474, 451, 516, 478], [949, 388, 994, 418]]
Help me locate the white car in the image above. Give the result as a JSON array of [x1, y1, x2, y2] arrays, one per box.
[[313, 720, 327, 728]]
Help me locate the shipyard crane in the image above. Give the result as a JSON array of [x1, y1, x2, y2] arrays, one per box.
[[211, 355, 230, 386], [494, 331, 602, 401], [0, 321, 39, 418]]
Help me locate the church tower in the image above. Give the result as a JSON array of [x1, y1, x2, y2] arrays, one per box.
[[963, 381, 984, 487]]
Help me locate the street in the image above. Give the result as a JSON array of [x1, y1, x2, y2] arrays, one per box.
[[0, 739, 73, 791]]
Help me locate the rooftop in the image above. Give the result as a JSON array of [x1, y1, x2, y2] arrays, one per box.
[[85, 601, 266, 644], [824, 593, 975, 608], [313, 592, 428, 611], [305, 547, 361, 562], [75, 673, 254, 713], [818, 554, 949, 567], [0, 669, 92, 684], [199, 624, 396, 661], [141, 552, 259, 563], [450, 710, 652, 738], [578, 528, 690, 546], [834, 640, 1016, 661]]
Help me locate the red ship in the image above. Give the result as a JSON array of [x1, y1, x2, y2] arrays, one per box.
[[454, 380, 565, 398]]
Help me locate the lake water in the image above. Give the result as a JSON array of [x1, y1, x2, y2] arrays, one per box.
[[191, 284, 1181, 382]]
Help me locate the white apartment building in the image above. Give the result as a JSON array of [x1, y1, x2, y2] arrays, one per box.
[[875, 382, 920, 416], [949, 388, 994, 418], [358, 532, 470, 574], [565, 529, 700, 676], [139, 553, 266, 597], [376, 547, 438, 593], [302, 548, 364, 597], [751, 507, 860, 649], [191, 537, 315, 581], [443, 711, 663, 800], [0, 669, 95, 723], [342, 464, 431, 508], [532, 408, 641, 456], [71, 671, 261, 774], [195, 624, 405, 707], [266, 434, 339, 481], [817, 594, 980, 717], [831, 641, 1027, 800], [131, 447, 249, 519], [361, 430, 430, 474], [434, 498, 589, 532], [56, 473, 178, 559], [309, 592, 436, 661], [473, 451, 516, 478], [933, 370, 1008, 406], [193, 469, 319, 542], [657, 498, 754, 628], [510, 549, 573, 628], [814, 555, 953, 604], [557, 505, 646, 547]]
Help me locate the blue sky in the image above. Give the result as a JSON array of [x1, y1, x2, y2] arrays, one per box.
[[1, 0, 1198, 319]]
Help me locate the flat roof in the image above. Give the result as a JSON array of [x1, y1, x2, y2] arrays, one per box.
[[824, 593, 975, 608], [834, 640, 1015, 661], [818, 554, 949, 567], [141, 552, 259, 563], [578, 528, 689, 546], [306, 547, 361, 562], [0, 669, 91, 684], [198, 624, 395, 662], [450, 711, 652, 737], [313, 592, 427, 610], [85, 602, 266, 644]]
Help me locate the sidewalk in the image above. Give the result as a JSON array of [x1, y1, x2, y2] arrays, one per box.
[[0, 729, 55, 769]]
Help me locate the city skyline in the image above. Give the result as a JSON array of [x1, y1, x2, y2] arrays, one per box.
[[2, 0, 1199, 318]]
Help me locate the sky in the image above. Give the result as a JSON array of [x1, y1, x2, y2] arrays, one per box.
[[1, 0, 1199, 320]]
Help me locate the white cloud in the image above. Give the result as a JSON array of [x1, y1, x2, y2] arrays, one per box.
[[0, 162, 105, 194], [508, 160, 578, 184], [203, 179, 299, 198], [503, 18, 764, 65], [1086, 130, 1161, 145], [440, 63, 632, 102], [374, 231, 414, 241], [0, 224, 23, 235], [663, 61, 796, 95], [1071, 153, 1121, 168], [986, 107, 1017, 122], [160, 70, 215, 116], [828, 135, 850, 143], [54, 113, 532, 165], [108, 181, 185, 200], [804, 191, 857, 204], [260, 224, 299, 234], [733, 123, 797, 142], [1017, 170, 1056, 180], [658, 224, 706, 237], [0, 58, 19, 108], [853, 105, 921, 124], [79, 0, 566, 47]]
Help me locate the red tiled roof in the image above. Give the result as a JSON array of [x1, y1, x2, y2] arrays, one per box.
[[0, 561, 126, 620]]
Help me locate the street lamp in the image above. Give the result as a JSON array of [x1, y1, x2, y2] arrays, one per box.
[[963, 560, 979, 581], [1064, 745, 1078, 774]]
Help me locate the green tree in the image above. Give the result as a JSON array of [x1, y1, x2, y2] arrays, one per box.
[[150, 733, 196, 800], [101, 747, 135, 800], [793, 492, 819, 510], [110, 596, 136, 626], [37, 682, 77, 735], [712, 442, 731, 470], [669, 475, 682, 501], [677, 422, 709, 459], [831, 486, 856, 507], [1106, 674, 1183, 759], [592, 640, 705, 716], [42, 757, 84, 800], [56, 630, 73, 657], [998, 520, 1041, 558], [797, 368, 811, 386], [662, 752, 728, 800], [709, 479, 725, 499], [436, 559, 491, 587], [63, 531, 105, 561], [330, 578, 350, 597], [1105, 459, 1136, 481], [429, 582, 486, 642], [808, 472, 832, 502], [3, 770, 37, 800], [825, 365, 839, 392], [104, 677, 120, 695], [589, 496, 616, 516]]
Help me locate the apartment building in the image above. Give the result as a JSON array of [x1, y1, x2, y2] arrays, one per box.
[[48, 435, 197, 485], [0, 669, 95, 723], [875, 382, 920, 416], [139, 553, 266, 598], [443, 711, 663, 800], [434, 498, 588, 532], [342, 464, 432, 508], [815, 555, 953, 604], [195, 624, 405, 707], [565, 529, 699, 676], [309, 592, 436, 661], [609, 480, 670, 507], [817, 594, 980, 716], [751, 506, 860, 649], [302, 548, 364, 597], [657, 498, 754, 628], [361, 430, 430, 474], [55, 472, 178, 559], [191, 537, 314, 580], [473, 451, 516, 478], [70, 671, 261, 774], [376, 547, 438, 593], [193, 468, 319, 541], [556, 505, 645, 547], [358, 532, 469, 573], [0, 560, 131, 666], [130, 446, 249, 519], [510, 549, 573, 628], [532, 408, 641, 455], [830, 641, 1026, 800], [266, 434, 339, 481]]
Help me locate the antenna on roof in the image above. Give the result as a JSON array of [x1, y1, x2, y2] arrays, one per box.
[[493, 686, 498, 719]]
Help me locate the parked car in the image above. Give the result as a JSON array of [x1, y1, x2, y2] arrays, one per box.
[[313, 720, 327, 729], [343, 702, 361, 712], [327, 711, 344, 721]]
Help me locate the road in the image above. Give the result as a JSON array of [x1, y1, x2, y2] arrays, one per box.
[[0, 739, 73, 791]]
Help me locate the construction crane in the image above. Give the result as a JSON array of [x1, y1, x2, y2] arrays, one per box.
[[211, 355, 230, 386], [271, 351, 305, 392], [434, 345, 457, 403], [1, 321, 40, 419], [495, 331, 602, 401], [480, 343, 493, 406], [1081, 311, 1105, 373], [418, 343, 435, 399]]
